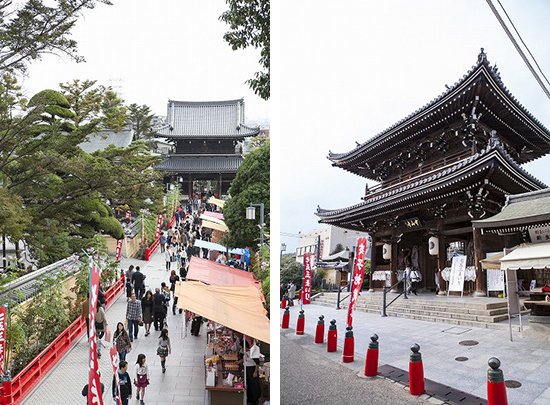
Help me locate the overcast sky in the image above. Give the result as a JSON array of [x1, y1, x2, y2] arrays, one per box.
[[21, 0, 268, 122], [280, 0, 550, 252]]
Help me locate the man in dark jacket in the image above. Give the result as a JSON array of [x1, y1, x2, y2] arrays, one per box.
[[113, 360, 132, 405], [131, 266, 146, 299], [82, 372, 105, 400], [152, 288, 167, 331]]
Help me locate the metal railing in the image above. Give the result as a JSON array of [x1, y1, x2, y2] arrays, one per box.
[[382, 272, 408, 317], [336, 284, 350, 310]]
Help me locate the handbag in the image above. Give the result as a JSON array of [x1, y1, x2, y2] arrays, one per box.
[[138, 319, 144, 326], [104, 327, 111, 342]]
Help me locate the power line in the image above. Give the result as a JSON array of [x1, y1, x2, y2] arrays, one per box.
[[486, 0, 550, 100], [496, 0, 550, 88]]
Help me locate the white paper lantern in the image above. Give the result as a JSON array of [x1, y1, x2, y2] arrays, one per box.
[[382, 243, 391, 260], [428, 236, 439, 256]]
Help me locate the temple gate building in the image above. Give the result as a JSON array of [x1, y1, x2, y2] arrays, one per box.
[[155, 99, 260, 197], [316, 50, 550, 296]]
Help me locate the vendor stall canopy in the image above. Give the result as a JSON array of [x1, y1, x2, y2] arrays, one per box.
[[187, 256, 262, 295], [500, 242, 550, 270], [175, 281, 270, 344]]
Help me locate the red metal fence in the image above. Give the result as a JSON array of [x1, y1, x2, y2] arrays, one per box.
[[0, 276, 125, 405], [144, 215, 176, 261]]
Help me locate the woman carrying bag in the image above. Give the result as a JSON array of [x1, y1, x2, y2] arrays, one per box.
[[410, 269, 422, 296], [134, 353, 150, 405], [113, 322, 132, 361], [157, 328, 171, 373]]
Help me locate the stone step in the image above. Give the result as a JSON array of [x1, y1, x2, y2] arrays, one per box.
[[311, 296, 524, 331]]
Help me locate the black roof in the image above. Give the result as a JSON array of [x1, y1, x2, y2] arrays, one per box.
[[155, 154, 243, 173], [317, 140, 546, 228], [156, 99, 260, 139], [328, 50, 550, 177]]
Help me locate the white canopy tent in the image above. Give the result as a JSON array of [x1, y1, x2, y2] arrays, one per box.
[[500, 242, 550, 270]]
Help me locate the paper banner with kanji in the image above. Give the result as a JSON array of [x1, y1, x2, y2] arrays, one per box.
[[115, 239, 123, 262], [302, 253, 313, 304], [0, 305, 6, 374], [347, 237, 368, 327], [88, 263, 104, 405], [110, 345, 122, 405], [155, 214, 163, 239]]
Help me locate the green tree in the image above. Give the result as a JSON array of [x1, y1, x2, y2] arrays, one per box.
[[251, 244, 269, 309], [280, 255, 303, 289], [128, 103, 156, 141], [224, 141, 269, 248], [0, 0, 112, 73], [220, 0, 270, 100], [330, 243, 344, 255]]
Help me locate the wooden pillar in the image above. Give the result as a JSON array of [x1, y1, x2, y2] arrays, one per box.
[[437, 234, 446, 295], [187, 176, 193, 199], [369, 236, 377, 292], [473, 226, 486, 297], [390, 239, 399, 292]]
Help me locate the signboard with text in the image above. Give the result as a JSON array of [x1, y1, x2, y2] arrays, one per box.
[[448, 255, 466, 296]]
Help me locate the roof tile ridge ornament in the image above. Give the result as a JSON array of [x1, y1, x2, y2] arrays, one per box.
[[328, 51, 491, 164]]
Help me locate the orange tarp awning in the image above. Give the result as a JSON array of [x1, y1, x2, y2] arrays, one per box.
[[187, 256, 257, 285], [175, 281, 270, 343]]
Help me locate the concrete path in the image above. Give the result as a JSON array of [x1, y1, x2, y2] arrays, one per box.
[[281, 303, 550, 405], [23, 250, 206, 405], [281, 332, 426, 405]]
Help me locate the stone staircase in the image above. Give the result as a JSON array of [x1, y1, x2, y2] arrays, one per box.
[[312, 292, 527, 331]]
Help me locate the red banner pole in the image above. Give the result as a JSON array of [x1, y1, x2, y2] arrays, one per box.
[[346, 237, 368, 328], [302, 253, 313, 305], [88, 263, 104, 405]]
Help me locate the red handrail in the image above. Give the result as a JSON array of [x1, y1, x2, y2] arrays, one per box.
[[1, 277, 125, 405], [144, 215, 176, 261]]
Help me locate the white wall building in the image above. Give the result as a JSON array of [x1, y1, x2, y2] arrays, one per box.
[[295, 226, 370, 263]]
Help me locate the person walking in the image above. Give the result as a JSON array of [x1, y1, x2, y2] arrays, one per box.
[[126, 293, 142, 342], [112, 360, 132, 405], [134, 354, 150, 405], [288, 282, 296, 307], [169, 270, 181, 315], [95, 305, 108, 359], [132, 266, 146, 299], [113, 322, 132, 361], [410, 269, 422, 296], [159, 231, 167, 253], [161, 282, 171, 327], [141, 290, 154, 336], [190, 313, 203, 336], [152, 288, 166, 331], [243, 337, 261, 405], [82, 373, 105, 401], [157, 328, 171, 373], [164, 246, 172, 271]]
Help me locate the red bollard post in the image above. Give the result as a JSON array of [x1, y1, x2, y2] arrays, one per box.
[[0, 372, 13, 405], [314, 315, 325, 344], [296, 310, 305, 335], [409, 343, 425, 395], [342, 326, 354, 363], [281, 307, 290, 329], [327, 319, 337, 352], [487, 357, 508, 405], [364, 334, 379, 377]]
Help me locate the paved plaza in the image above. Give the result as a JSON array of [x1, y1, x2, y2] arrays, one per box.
[[22, 251, 206, 405], [281, 302, 550, 405]]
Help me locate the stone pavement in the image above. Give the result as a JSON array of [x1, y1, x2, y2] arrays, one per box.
[[281, 303, 550, 405], [281, 333, 426, 405], [22, 250, 206, 405]]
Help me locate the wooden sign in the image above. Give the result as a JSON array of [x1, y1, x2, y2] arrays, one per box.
[[448, 255, 466, 296]]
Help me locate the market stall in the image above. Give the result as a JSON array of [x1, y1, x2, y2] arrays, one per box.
[[175, 281, 270, 405]]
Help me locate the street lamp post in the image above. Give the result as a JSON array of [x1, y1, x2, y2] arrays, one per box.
[[246, 203, 265, 246], [280, 242, 287, 264]]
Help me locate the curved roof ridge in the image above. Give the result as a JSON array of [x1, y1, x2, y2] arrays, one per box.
[[329, 50, 550, 164], [328, 57, 485, 161], [168, 98, 244, 106], [317, 141, 546, 219]]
